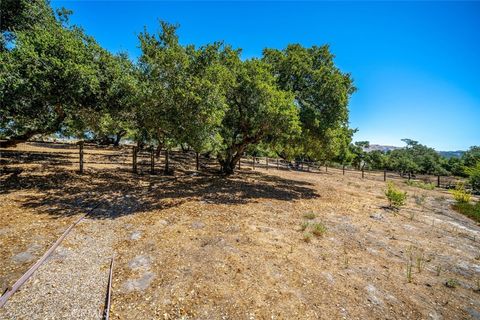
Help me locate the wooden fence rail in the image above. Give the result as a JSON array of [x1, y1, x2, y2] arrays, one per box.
[[0, 141, 473, 192]]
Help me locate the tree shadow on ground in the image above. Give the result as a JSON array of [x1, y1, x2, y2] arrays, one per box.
[[0, 167, 319, 219]]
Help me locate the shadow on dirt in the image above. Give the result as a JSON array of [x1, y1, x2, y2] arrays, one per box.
[[0, 167, 319, 219]]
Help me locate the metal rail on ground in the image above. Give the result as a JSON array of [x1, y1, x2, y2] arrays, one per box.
[[0, 202, 102, 308], [103, 256, 114, 320]]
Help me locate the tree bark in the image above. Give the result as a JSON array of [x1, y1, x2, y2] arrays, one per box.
[[220, 145, 247, 175], [113, 130, 126, 147]]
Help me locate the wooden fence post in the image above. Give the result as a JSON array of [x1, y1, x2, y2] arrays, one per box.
[[164, 149, 169, 174], [437, 175, 440, 188], [266, 157, 268, 170], [132, 146, 137, 173], [196, 152, 199, 171], [132, 146, 137, 174], [78, 141, 84, 174], [150, 147, 155, 174], [238, 156, 241, 170], [408, 172, 411, 180], [253, 156, 255, 169], [277, 158, 279, 170], [343, 164, 345, 175], [325, 164, 327, 172], [362, 168, 364, 179]]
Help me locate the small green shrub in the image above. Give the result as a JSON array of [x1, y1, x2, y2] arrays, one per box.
[[303, 212, 316, 219], [452, 201, 480, 223], [406, 260, 413, 283], [445, 278, 459, 288], [311, 222, 327, 236], [406, 180, 435, 190], [303, 232, 313, 243], [300, 221, 309, 231], [385, 182, 407, 209], [450, 184, 471, 203]]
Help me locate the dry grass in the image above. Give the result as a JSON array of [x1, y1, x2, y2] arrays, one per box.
[[1, 143, 480, 319]]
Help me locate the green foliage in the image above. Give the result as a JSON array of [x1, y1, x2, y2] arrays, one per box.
[[405, 180, 435, 190], [465, 162, 480, 192], [349, 141, 369, 170], [450, 184, 471, 203], [452, 201, 480, 223], [303, 212, 316, 219], [444, 278, 459, 288], [385, 182, 407, 209], [303, 232, 313, 243], [217, 58, 301, 174], [0, 19, 106, 145], [443, 157, 466, 177], [386, 139, 446, 176], [300, 222, 309, 231], [263, 44, 356, 162], [0, 0, 54, 36], [367, 150, 388, 170], [462, 146, 480, 168], [0, 2, 136, 147], [311, 222, 327, 236], [137, 22, 230, 156]]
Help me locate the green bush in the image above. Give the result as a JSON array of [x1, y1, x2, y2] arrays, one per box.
[[385, 182, 407, 209], [406, 180, 435, 190], [311, 222, 327, 236], [450, 184, 471, 203], [303, 212, 316, 219], [452, 201, 480, 223], [303, 232, 313, 243], [465, 162, 480, 193]]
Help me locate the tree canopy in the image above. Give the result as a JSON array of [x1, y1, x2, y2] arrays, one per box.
[[4, 1, 476, 181], [1, 0, 359, 174]]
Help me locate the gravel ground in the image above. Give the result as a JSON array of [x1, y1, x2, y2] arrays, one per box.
[[0, 217, 117, 320]]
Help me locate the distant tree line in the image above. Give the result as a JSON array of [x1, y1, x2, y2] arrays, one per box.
[[0, 0, 355, 174], [333, 139, 479, 191]]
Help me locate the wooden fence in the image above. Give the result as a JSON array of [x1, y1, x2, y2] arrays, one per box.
[[0, 141, 471, 191], [239, 156, 467, 190]]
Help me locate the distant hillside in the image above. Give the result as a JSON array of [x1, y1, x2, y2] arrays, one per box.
[[364, 144, 400, 152], [364, 144, 464, 158], [438, 151, 464, 159]]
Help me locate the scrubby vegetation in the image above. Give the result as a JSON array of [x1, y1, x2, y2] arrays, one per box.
[[451, 184, 472, 204], [450, 184, 480, 222], [452, 202, 480, 223], [385, 182, 407, 209], [406, 180, 435, 190]]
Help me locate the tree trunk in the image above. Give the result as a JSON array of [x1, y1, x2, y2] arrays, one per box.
[[0, 107, 66, 148], [164, 149, 170, 174], [113, 130, 126, 147], [220, 146, 245, 175]]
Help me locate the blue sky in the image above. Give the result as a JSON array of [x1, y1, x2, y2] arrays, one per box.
[[53, 1, 480, 151]]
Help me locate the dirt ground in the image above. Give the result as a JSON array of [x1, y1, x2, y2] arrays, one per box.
[[1, 143, 479, 319]]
